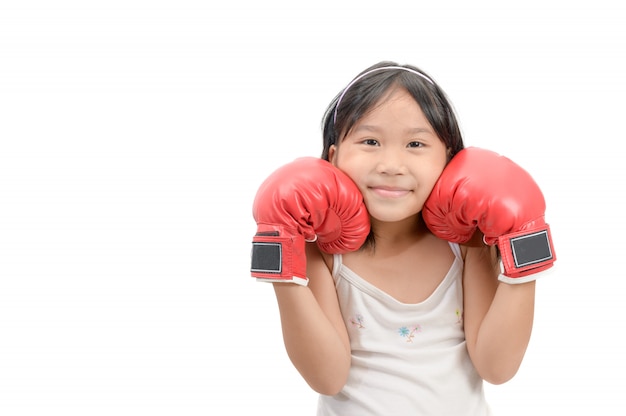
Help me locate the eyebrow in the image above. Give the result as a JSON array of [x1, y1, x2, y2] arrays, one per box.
[[353, 124, 434, 135]]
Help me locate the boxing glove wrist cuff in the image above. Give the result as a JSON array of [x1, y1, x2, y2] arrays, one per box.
[[498, 266, 555, 284], [496, 224, 556, 279], [250, 226, 309, 286]]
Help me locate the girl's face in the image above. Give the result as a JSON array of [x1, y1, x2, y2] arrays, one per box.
[[329, 87, 448, 224]]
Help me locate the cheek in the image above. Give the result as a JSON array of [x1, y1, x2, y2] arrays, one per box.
[[338, 165, 364, 190], [431, 162, 447, 181], [419, 162, 447, 192], [429, 153, 448, 178], [331, 155, 365, 192], [330, 146, 357, 177]]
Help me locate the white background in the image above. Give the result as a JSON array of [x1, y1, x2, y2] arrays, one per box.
[[1, 1, 624, 415]]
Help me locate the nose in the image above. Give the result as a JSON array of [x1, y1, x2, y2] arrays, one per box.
[[376, 148, 408, 175]]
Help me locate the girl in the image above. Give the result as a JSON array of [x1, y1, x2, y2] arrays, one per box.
[[259, 61, 541, 415]]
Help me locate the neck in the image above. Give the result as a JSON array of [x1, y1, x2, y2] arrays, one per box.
[[369, 214, 427, 248]]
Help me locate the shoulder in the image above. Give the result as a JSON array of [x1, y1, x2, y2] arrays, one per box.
[[458, 230, 489, 261], [460, 235, 500, 324], [460, 230, 500, 280], [459, 232, 500, 307], [304, 243, 348, 341], [305, 243, 339, 303], [306, 242, 334, 275]]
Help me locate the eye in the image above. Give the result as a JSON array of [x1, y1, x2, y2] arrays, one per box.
[[407, 141, 424, 148], [362, 138, 379, 146]]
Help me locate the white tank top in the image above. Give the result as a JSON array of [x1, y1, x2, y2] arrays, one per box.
[[317, 242, 492, 416]]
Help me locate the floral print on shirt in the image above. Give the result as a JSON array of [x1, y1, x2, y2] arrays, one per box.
[[456, 308, 463, 324], [398, 325, 422, 342], [350, 313, 365, 329]]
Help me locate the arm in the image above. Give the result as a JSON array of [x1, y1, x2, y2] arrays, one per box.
[[272, 242, 351, 395], [422, 147, 556, 384], [462, 243, 535, 384], [249, 158, 368, 394]]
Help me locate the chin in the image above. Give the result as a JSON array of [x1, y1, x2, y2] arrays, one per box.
[[368, 211, 420, 224]]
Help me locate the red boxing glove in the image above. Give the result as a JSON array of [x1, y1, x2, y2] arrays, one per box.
[[423, 147, 556, 283], [251, 157, 370, 285]]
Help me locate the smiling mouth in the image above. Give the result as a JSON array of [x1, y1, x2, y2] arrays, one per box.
[[369, 187, 411, 198]]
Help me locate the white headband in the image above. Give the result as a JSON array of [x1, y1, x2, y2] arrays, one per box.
[[333, 66, 435, 124]]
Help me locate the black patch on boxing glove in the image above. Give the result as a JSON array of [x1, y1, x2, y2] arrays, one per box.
[[510, 230, 554, 268], [251, 242, 282, 274]]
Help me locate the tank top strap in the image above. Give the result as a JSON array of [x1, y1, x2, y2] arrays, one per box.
[[448, 242, 463, 261], [332, 253, 343, 277]]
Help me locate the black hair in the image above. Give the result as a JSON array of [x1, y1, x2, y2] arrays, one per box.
[[321, 61, 464, 161]]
